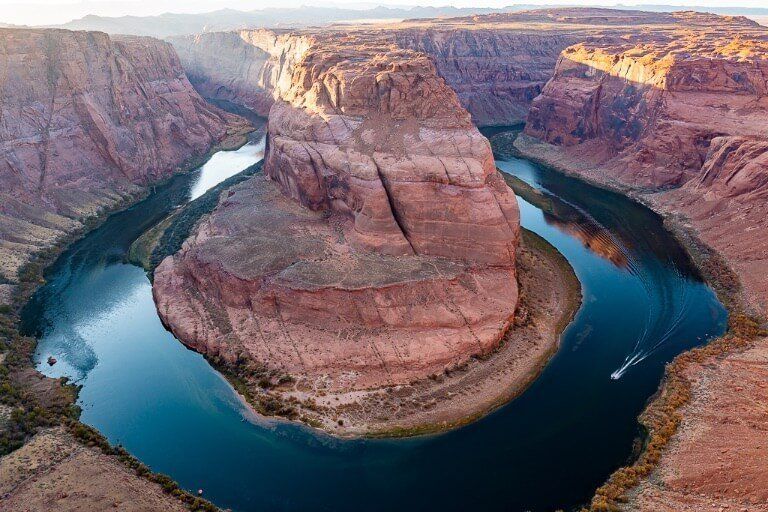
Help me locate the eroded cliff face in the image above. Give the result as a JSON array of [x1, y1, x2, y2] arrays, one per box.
[[169, 9, 709, 130], [522, 18, 768, 313], [526, 25, 768, 190], [515, 14, 768, 511], [169, 29, 314, 117], [264, 37, 519, 264], [170, 25, 576, 127], [0, 28, 246, 298], [153, 34, 521, 397], [389, 29, 579, 126]]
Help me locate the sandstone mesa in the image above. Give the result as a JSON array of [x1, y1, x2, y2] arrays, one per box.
[[153, 33, 522, 396]]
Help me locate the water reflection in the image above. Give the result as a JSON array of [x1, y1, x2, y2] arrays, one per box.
[[496, 153, 713, 382], [506, 173, 631, 270], [189, 139, 265, 200], [27, 140, 263, 381]]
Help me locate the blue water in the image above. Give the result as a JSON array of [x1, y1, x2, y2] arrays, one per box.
[[22, 134, 727, 512]]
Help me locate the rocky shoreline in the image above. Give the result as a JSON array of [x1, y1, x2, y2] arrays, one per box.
[[512, 133, 768, 512], [144, 183, 579, 437]]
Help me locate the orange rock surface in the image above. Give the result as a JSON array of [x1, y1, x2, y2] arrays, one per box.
[[522, 13, 768, 315], [153, 34, 520, 393]]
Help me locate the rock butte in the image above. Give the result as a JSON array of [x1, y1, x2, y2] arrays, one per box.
[[0, 28, 247, 304], [153, 32, 522, 393], [154, 6, 732, 404], [0, 6, 766, 511]]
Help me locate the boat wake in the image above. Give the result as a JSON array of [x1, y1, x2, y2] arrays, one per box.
[[611, 265, 691, 380]]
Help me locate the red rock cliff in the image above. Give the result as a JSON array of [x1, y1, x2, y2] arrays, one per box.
[[168, 9, 703, 128], [516, 16, 768, 511], [522, 16, 768, 313], [0, 28, 245, 298], [169, 29, 313, 117], [264, 34, 519, 265], [170, 24, 576, 126], [153, 34, 521, 394]]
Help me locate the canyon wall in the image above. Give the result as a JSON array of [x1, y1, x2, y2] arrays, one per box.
[[523, 18, 768, 313], [153, 33, 521, 396], [516, 14, 768, 511], [0, 28, 246, 302], [388, 29, 578, 126], [169, 10, 702, 129], [168, 20, 586, 127], [170, 29, 313, 117]]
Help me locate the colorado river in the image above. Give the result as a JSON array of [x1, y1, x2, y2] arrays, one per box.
[[22, 130, 727, 512]]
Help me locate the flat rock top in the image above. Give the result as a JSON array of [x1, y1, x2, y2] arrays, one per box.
[[190, 172, 465, 290]]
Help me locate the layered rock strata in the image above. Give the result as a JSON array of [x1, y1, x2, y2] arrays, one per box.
[[523, 15, 768, 314], [169, 9, 703, 129], [514, 13, 768, 510], [153, 35, 521, 395], [0, 28, 246, 298]]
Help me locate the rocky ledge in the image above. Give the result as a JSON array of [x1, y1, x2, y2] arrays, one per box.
[[152, 35, 530, 431]]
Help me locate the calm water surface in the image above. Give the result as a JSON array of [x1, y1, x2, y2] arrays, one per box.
[[22, 132, 727, 512]]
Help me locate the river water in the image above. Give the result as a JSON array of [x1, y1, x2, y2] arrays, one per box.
[[22, 133, 727, 512]]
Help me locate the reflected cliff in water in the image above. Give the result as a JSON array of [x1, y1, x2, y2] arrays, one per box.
[[487, 127, 700, 282], [504, 171, 631, 270], [486, 127, 711, 381]]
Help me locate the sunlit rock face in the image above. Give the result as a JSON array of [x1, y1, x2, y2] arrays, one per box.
[[168, 9, 694, 129], [170, 29, 314, 117], [525, 14, 768, 189], [263, 35, 520, 265], [0, 28, 243, 290], [153, 33, 521, 392], [522, 13, 768, 315]]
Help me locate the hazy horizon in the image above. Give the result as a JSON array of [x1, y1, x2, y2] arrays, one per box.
[[1, 0, 767, 27]]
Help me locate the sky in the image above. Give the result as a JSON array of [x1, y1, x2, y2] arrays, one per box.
[[0, 0, 766, 26]]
